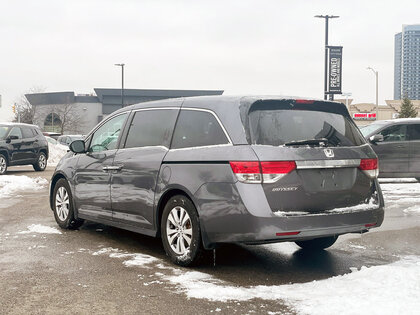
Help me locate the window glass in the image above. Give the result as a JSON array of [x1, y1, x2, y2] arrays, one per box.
[[124, 109, 178, 149], [22, 127, 34, 138], [0, 126, 10, 140], [171, 110, 229, 149], [90, 113, 127, 152], [9, 127, 22, 139], [379, 124, 407, 142], [248, 109, 364, 147], [408, 124, 420, 140]]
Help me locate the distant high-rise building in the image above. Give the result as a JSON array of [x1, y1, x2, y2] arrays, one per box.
[[394, 24, 420, 100]]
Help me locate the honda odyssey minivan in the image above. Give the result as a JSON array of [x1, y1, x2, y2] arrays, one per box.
[[50, 96, 384, 266]]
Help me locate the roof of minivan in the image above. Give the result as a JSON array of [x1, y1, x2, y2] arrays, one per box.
[[113, 95, 351, 145]]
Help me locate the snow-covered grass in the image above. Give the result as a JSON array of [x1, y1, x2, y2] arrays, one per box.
[[0, 175, 48, 199], [47, 142, 68, 166], [18, 224, 62, 234]]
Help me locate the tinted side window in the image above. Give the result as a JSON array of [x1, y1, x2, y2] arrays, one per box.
[[22, 127, 34, 138], [9, 127, 22, 139], [124, 109, 178, 149], [408, 124, 420, 141], [90, 113, 128, 152], [171, 110, 229, 149], [379, 125, 407, 142]]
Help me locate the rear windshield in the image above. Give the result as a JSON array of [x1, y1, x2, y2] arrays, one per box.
[[248, 108, 365, 147]]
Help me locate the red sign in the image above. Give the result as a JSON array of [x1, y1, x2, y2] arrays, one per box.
[[353, 113, 377, 120]]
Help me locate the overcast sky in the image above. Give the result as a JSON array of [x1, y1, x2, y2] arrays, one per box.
[[1, 0, 420, 121]]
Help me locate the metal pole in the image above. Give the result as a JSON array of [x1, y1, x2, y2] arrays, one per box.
[[121, 64, 125, 107], [375, 71, 379, 119], [324, 18, 329, 100], [315, 15, 339, 101]]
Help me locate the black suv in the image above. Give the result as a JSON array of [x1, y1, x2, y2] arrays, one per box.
[[0, 123, 49, 175]]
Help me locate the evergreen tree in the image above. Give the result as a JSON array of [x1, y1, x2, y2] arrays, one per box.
[[398, 97, 418, 118]]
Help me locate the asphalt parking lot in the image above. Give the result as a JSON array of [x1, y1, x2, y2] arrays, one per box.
[[1, 166, 420, 315]]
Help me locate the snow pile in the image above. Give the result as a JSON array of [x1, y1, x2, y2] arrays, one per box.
[[0, 175, 48, 199], [164, 256, 420, 315], [403, 206, 420, 215], [48, 143, 68, 166], [18, 224, 62, 234]]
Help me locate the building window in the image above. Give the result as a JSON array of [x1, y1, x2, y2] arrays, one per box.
[[44, 113, 62, 133]]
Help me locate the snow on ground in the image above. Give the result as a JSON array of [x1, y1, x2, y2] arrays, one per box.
[[0, 175, 48, 199], [380, 181, 420, 215], [18, 224, 62, 234], [378, 178, 418, 183], [47, 143, 68, 166], [88, 246, 420, 315]]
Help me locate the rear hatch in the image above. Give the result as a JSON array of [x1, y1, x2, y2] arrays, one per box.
[[242, 99, 379, 214]]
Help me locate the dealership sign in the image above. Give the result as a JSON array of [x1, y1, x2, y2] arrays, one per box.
[[328, 46, 343, 94], [353, 113, 377, 120]]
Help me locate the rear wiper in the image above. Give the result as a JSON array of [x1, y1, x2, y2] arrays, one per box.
[[284, 138, 329, 147]]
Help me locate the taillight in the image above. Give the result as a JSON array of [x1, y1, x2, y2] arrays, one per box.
[[229, 161, 262, 183], [359, 158, 379, 178], [230, 161, 295, 183], [261, 161, 296, 183]]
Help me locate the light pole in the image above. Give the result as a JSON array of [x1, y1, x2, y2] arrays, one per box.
[[367, 67, 379, 119], [315, 15, 339, 100], [341, 92, 352, 111], [115, 63, 125, 107]]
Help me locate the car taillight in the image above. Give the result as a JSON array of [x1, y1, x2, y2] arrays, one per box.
[[229, 161, 262, 183], [230, 161, 296, 183], [359, 158, 379, 178], [261, 161, 296, 183]]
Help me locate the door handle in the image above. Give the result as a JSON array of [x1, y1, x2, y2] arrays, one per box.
[[102, 165, 123, 171]]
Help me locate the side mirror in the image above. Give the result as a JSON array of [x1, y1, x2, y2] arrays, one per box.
[[369, 134, 384, 144], [6, 135, 19, 143], [69, 140, 86, 153]]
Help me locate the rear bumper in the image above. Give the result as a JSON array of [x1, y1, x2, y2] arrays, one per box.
[[195, 181, 384, 249], [200, 207, 384, 247]]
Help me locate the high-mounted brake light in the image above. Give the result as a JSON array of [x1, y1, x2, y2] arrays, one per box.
[[230, 161, 296, 184], [359, 158, 379, 178], [295, 99, 315, 104]]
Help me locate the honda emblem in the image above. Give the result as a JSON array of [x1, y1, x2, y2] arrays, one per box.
[[324, 148, 334, 158]]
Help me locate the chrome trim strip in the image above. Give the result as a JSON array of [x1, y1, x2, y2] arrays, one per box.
[[296, 159, 361, 169]]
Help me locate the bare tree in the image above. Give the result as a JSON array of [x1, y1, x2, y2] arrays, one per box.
[[54, 102, 85, 134], [13, 86, 46, 124]]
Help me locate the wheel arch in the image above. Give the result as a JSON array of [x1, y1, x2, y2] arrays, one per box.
[[155, 186, 198, 238], [49, 172, 70, 211], [0, 150, 10, 163]]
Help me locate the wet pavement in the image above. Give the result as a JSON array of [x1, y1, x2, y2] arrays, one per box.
[[1, 166, 419, 314]]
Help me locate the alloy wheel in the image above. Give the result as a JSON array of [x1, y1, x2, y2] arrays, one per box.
[[39, 154, 46, 169], [55, 186, 70, 221], [166, 206, 193, 255], [0, 156, 6, 174]]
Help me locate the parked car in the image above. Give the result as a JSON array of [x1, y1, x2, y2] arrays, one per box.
[[361, 118, 420, 180], [57, 135, 84, 147], [49, 96, 384, 266], [0, 122, 49, 175], [42, 132, 61, 140]]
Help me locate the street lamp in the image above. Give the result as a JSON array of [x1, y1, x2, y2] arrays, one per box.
[[315, 15, 339, 100], [341, 92, 352, 111], [115, 63, 125, 107], [367, 67, 379, 119]]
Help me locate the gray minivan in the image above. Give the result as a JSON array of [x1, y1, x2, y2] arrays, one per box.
[[50, 96, 384, 266], [361, 118, 420, 180]]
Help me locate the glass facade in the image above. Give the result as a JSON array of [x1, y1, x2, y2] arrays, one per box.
[[394, 25, 420, 100]]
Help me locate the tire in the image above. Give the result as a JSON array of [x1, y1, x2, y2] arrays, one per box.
[[161, 195, 204, 266], [295, 235, 338, 250], [52, 178, 84, 229], [0, 154, 7, 175], [33, 152, 47, 171]]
